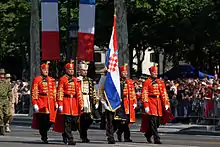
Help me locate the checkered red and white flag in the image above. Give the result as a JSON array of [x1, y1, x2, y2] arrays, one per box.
[[104, 10, 121, 111]]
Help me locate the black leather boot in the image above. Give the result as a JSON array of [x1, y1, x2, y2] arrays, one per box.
[[68, 140, 76, 145], [41, 137, 48, 144], [108, 138, 115, 144], [116, 131, 122, 142], [0, 126, 5, 136], [154, 139, 162, 144], [144, 133, 152, 143], [124, 138, 132, 142]]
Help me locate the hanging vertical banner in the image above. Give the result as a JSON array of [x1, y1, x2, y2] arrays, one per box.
[[77, 0, 96, 61], [41, 0, 60, 60]]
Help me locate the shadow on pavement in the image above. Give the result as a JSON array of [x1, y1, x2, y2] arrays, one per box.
[[0, 139, 108, 145], [0, 140, 64, 145]]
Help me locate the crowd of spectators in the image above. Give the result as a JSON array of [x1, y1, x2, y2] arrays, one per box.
[[165, 78, 220, 124], [133, 76, 220, 125], [12, 80, 30, 114]]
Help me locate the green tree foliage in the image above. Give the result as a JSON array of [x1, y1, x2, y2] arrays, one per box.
[[127, 0, 220, 73], [0, 0, 30, 57], [0, 0, 30, 77], [1, 0, 220, 77]]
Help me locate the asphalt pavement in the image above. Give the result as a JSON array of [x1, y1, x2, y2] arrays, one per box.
[[12, 114, 220, 135], [0, 125, 220, 147]]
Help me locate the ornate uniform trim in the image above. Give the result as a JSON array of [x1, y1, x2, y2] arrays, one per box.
[[32, 83, 39, 100]]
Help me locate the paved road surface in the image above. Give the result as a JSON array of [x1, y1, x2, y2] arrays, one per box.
[[0, 125, 220, 147]]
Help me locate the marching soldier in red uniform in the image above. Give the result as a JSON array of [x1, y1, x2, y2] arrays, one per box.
[[53, 60, 83, 145], [31, 61, 57, 144], [115, 64, 137, 142], [77, 61, 99, 143], [140, 65, 171, 144]]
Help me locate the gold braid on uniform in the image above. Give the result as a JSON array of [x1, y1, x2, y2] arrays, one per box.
[[163, 91, 170, 104], [92, 81, 99, 105], [77, 82, 84, 108], [57, 84, 64, 101], [52, 79, 56, 100], [159, 80, 169, 103], [32, 83, 38, 100], [129, 80, 136, 101], [88, 79, 94, 103], [142, 84, 148, 103], [131, 87, 136, 101], [53, 88, 57, 101]]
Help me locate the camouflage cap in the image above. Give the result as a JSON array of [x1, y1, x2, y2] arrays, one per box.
[[0, 68, 5, 74]]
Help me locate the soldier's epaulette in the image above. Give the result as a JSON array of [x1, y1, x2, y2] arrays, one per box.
[[51, 77, 56, 82], [156, 78, 162, 82], [63, 74, 68, 79], [160, 79, 165, 84], [126, 78, 133, 83]]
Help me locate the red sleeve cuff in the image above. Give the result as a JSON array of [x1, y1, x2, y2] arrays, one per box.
[[143, 102, 149, 108], [32, 99, 37, 106], [58, 101, 63, 106]]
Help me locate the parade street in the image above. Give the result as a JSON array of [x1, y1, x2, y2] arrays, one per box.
[[0, 125, 219, 147]]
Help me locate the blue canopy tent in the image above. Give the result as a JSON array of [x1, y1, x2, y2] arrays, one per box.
[[198, 71, 214, 79], [160, 65, 197, 80], [160, 65, 214, 80]]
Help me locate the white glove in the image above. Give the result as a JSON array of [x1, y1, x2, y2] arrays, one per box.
[[145, 107, 150, 113], [105, 106, 111, 111], [95, 104, 99, 109], [55, 103, 58, 109], [103, 103, 110, 111], [133, 104, 137, 109], [165, 105, 169, 110], [58, 106, 63, 112], [33, 104, 39, 112]]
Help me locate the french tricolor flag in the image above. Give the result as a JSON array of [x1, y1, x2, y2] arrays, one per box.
[[77, 0, 96, 61], [41, 0, 60, 60], [104, 11, 121, 111]]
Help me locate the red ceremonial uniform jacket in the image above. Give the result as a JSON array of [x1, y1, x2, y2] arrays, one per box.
[[141, 78, 169, 117], [140, 78, 173, 133], [57, 75, 83, 116], [31, 76, 57, 129], [53, 75, 83, 133], [122, 78, 137, 123]]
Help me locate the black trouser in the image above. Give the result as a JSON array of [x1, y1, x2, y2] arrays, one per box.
[[145, 115, 160, 141], [100, 113, 106, 129], [38, 114, 52, 140], [105, 110, 117, 140], [79, 113, 93, 140], [116, 120, 130, 140], [62, 115, 78, 142]]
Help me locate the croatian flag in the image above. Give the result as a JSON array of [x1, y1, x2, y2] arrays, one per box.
[[41, 0, 60, 60], [104, 11, 121, 111], [77, 0, 96, 61]]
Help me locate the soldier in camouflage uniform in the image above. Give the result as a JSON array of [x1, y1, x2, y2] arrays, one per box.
[[5, 73, 17, 133], [0, 69, 12, 135]]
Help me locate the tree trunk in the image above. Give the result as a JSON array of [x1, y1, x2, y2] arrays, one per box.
[[29, 0, 40, 116], [114, 0, 129, 76]]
